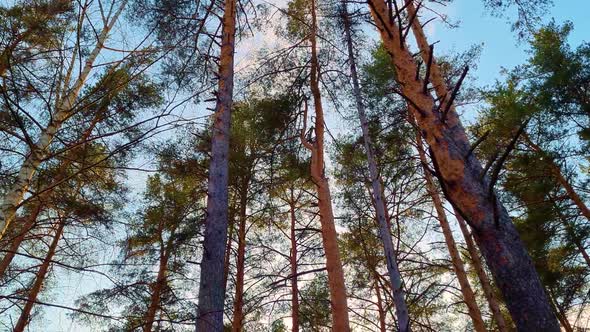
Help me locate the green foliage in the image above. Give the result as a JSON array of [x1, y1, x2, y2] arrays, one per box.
[[362, 44, 396, 100], [73, 146, 205, 330], [299, 274, 331, 331], [284, 0, 311, 41], [481, 0, 553, 38], [471, 22, 590, 322], [0, 0, 73, 70]]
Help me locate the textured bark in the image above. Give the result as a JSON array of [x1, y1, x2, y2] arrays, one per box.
[[231, 188, 248, 332], [368, 1, 558, 330], [223, 216, 235, 293], [416, 133, 486, 332], [143, 249, 170, 332], [0, 1, 127, 239], [14, 218, 65, 332], [341, 3, 410, 330], [298, 1, 350, 329], [289, 194, 300, 332], [523, 134, 590, 221], [456, 212, 509, 332], [195, 0, 236, 328]]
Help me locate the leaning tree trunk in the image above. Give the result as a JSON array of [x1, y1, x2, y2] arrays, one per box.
[[231, 186, 248, 332], [288, 195, 300, 332], [0, 204, 43, 279], [196, 0, 236, 328], [367, 1, 558, 330], [552, 202, 590, 268], [547, 289, 574, 332], [0, 1, 127, 239], [415, 132, 486, 332], [455, 212, 509, 332], [13, 217, 65, 332], [0, 109, 103, 279], [341, 3, 410, 330], [298, 0, 350, 329]]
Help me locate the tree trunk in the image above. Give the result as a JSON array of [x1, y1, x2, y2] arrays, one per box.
[[223, 215, 235, 293], [341, 3, 411, 331], [0, 1, 127, 239], [553, 204, 590, 268], [548, 289, 574, 332], [298, 0, 351, 330], [523, 134, 590, 221], [455, 212, 509, 332], [289, 194, 300, 332], [195, 0, 236, 328], [0, 204, 42, 279], [143, 250, 170, 332], [415, 133, 486, 332], [14, 217, 65, 332], [367, 1, 558, 330], [231, 188, 248, 332], [373, 274, 387, 332], [0, 109, 103, 279]]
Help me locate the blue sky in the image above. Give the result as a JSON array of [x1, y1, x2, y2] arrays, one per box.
[[434, 0, 590, 87], [35, 1, 590, 331]]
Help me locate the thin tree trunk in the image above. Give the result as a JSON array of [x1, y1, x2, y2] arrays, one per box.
[[0, 1, 127, 239], [553, 203, 590, 268], [415, 133, 487, 332], [373, 274, 387, 332], [13, 217, 65, 332], [223, 216, 235, 293], [523, 134, 590, 221], [143, 250, 170, 332], [289, 193, 300, 332], [231, 188, 248, 332], [455, 212, 509, 332], [341, 3, 411, 331], [195, 0, 236, 328], [0, 204, 42, 279], [367, 1, 558, 329], [299, 0, 351, 329], [556, 313, 574, 332], [548, 289, 574, 332]]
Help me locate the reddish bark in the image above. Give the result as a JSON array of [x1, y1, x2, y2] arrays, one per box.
[[373, 275, 387, 332], [289, 193, 300, 332], [523, 134, 590, 221], [14, 218, 65, 332], [298, 0, 351, 330], [0, 204, 42, 279], [231, 189, 248, 332], [143, 250, 169, 332], [416, 133, 486, 332]]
